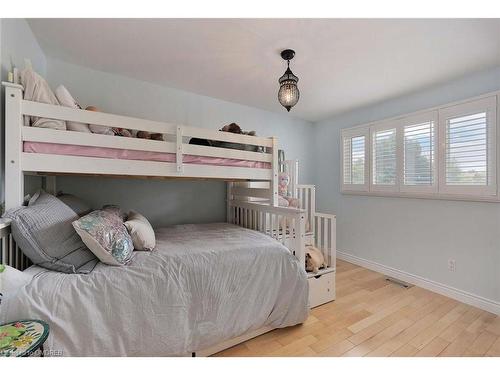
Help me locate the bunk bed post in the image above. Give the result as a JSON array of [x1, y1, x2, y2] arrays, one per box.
[[289, 159, 299, 198], [4, 83, 24, 210], [176, 126, 183, 173], [331, 215, 337, 272], [45, 176, 57, 195], [310, 186, 316, 234], [226, 182, 234, 223], [270, 137, 279, 206], [295, 211, 306, 271]]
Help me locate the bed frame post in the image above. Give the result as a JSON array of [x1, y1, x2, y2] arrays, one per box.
[[226, 181, 234, 223], [44, 176, 57, 195], [4, 83, 24, 210], [295, 211, 306, 271], [270, 137, 279, 206], [176, 125, 183, 173]]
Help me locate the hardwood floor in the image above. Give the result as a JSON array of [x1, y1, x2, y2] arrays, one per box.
[[216, 259, 500, 357]]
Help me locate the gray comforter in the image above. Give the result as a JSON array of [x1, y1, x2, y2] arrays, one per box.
[[1, 223, 309, 356]]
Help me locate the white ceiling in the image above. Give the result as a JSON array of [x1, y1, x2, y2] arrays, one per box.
[[28, 18, 500, 122]]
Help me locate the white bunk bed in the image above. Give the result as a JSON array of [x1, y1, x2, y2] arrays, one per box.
[[1, 81, 307, 355], [1, 80, 336, 355]]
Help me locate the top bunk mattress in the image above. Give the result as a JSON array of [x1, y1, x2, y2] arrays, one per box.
[[23, 141, 271, 169]]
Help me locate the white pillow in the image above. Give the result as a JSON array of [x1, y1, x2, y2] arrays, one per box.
[[54, 85, 91, 133], [20, 68, 66, 130], [124, 211, 156, 251], [0, 265, 32, 302]]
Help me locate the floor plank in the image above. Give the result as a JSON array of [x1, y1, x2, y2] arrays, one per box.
[[217, 259, 499, 357]]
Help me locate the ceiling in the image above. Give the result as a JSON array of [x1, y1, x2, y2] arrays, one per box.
[[28, 19, 500, 122]]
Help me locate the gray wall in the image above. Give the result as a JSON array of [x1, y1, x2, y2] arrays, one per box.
[[45, 58, 315, 227], [314, 66, 500, 303], [0, 19, 46, 205]]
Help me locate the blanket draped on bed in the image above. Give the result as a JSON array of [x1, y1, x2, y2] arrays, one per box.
[[0, 223, 309, 356]]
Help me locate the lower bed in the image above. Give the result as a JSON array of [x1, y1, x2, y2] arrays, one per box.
[[0, 223, 309, 356]]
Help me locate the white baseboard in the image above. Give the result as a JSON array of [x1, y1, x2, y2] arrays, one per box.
[[337, 251, 500, 316]]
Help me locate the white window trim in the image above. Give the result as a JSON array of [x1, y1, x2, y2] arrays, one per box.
[[341, 127, 369, 192], [339, 91, 499, 202], [370, 120, 399, 193], [398, 110, 438, 194], [437, 96, 497, 197]]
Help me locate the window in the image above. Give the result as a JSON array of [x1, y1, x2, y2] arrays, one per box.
[[341, 94, 498, 201], [400, 112, 437, 192], [438, 97, 497, 196], [341, 128, 368, 191], [371, 124, 397, 191], [446, 113, 487, 185], [344, 136, 365, 184]]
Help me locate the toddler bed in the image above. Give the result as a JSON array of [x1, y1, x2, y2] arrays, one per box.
[[0, 223, 308, 356]]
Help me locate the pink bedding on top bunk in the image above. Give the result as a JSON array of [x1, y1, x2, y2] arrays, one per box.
[[23, 142, 271, 169]]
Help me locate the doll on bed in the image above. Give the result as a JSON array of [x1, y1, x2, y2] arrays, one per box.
[[85, 106, 164, 140]]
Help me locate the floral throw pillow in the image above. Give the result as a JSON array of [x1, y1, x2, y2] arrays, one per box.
[[72, 210, 134, 266]]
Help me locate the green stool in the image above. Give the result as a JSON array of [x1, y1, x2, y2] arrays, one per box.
[[0, 320, 49, 357]]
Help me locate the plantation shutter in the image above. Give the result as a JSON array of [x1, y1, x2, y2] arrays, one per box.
[[439, 96, 497, 195], [445, 112, 488, 186], [342, 129, 368, 191], [343, 135, 365, 185], [372, 127, 397, 186], [403, 119, 435, 186]]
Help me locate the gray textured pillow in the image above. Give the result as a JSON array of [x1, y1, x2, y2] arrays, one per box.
[[57, 193, 92, 217], [3, 191, 98, 273]]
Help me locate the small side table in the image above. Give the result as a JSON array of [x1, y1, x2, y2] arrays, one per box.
[[0, 320, 49, 357]]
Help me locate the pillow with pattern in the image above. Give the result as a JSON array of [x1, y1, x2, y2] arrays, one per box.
[[72, 210, 134, 266]]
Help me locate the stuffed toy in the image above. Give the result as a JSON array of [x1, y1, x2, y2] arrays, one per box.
[[136, 131, 164, 141], [278, 172, 290, 207], [86, 106, 133, 137], [216, 123, 263, 152], [278, 172, 300, 208], [188, 122, 263, 152], [305, 246, 327, 273]]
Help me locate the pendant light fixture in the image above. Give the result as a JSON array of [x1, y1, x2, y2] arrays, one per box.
[[278, 49, 300, 112]]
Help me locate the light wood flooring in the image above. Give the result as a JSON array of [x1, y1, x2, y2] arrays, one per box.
[[216, 259, 500, 357]]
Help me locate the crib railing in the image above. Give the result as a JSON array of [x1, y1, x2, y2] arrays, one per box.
[[313, 213, 336, 270], [0, 219, 30, 271], [228, 200, 306, 268], [295, 185, 336, 271], [297, 184, 315, 234]]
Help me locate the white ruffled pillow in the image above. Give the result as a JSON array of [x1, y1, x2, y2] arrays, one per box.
[[124, 211, 156, 251], [20, 68, 66, 130], [54, 85, 91, 133]]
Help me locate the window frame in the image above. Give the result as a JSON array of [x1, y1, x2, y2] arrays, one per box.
[[339, 93, 499, 202], [341, 127, 369, 192]]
